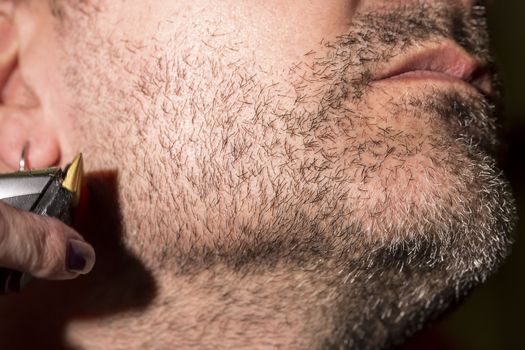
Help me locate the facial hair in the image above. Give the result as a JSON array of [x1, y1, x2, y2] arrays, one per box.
[[57, 1, 515, 349]]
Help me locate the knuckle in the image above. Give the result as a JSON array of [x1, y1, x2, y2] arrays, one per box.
[[0, 205, 10, 250], [0, 205, 73, 278], [31, 218, 66, 277]]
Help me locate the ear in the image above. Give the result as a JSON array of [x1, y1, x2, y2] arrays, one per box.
[[0, 7, 60, 172]]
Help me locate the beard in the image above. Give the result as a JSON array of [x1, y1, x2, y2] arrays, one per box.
[[57, 1, 515, 349]]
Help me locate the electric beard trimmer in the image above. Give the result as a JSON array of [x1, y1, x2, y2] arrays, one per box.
[[0, 154, 83, 294]]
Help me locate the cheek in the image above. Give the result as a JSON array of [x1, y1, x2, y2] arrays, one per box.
[[232, 0, 359, 66]]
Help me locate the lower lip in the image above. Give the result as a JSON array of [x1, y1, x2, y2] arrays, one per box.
[[376, 70, 466, 83], [371, 70, 481, 93]]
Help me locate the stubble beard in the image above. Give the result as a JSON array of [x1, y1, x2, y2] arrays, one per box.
[[60, 2, 515, 349]]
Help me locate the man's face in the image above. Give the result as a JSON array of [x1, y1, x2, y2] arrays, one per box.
[[1, 0, 516, 348]]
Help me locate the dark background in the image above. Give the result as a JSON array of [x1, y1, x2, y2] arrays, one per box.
[[407, 2, 525, 349]]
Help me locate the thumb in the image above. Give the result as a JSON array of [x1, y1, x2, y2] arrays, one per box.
[[0, 202, 95, 280]]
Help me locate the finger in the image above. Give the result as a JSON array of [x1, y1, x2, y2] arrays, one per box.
[[0, 202, 95, 280]]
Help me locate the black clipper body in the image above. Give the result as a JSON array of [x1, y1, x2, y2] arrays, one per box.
[[0, 154, 83, 294]]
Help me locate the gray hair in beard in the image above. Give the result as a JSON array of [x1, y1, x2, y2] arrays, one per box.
[[58, 1, 516, 348], [152, 4, 515, 348], [309, 4, 515, 349]]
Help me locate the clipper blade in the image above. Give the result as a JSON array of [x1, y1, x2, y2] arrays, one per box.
[[62, 154, 83, 207]]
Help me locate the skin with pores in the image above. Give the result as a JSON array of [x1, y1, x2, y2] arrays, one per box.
[[0, 0, 516, 349]]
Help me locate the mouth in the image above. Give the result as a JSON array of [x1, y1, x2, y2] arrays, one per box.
[[371, 40, 492, 97]]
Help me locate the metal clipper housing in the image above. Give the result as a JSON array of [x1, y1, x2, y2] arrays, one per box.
[[0, 154, 84, 294]]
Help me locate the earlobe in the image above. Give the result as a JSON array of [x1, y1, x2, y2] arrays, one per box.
[[0, 107, 60, 170], [0, 11, 60, 171]]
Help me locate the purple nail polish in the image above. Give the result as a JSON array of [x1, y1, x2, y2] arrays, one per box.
[[67, 240, 95, 274]]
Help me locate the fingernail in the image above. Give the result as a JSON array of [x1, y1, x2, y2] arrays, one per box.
[[66, 240, 96, 274]]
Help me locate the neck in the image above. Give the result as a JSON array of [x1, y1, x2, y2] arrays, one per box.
[[66, 267, 332, 350]]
